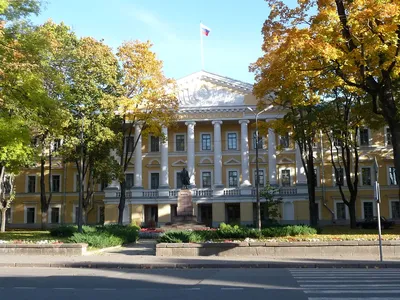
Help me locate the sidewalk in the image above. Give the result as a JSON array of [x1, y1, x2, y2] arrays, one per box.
[[1, 240, 399, 269]]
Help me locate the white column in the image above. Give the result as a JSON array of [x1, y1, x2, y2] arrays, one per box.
[[268, 128, 277, 185], [239, 120, 251, 186], [296, 142, 307, 185], [134, 123, 143, 188], [185, 121, 196, 187], [212, 120, 223, 188], [160, 126, 169, 189]]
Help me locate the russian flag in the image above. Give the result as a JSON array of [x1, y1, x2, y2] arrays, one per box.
[[200, 23, 211, 36]]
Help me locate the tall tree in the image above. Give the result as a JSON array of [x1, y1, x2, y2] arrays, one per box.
[[115, 40, 178, 225], [253, 0, 400, 193]]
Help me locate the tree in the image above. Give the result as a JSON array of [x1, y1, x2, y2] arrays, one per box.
[[260, 183, 283, 225], [253, 0, 400, 193], [61, 36, 120, 231], [115, 40, 178, 225]]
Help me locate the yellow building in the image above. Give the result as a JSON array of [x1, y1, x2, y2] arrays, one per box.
[[3, 71, 399, 228]]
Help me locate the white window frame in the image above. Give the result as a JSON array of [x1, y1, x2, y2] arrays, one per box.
[[24, 205, 37, 224], [332, 166, 347, 187], [389, 199, 400, 219], [361, 200, 376, 219], [148, 134, 160, 153], [334, 200, 349, 220], [360, 166, 373, 186], [252, 131, 265, 150], [51, 174, 62, 193], [48, 204, 61, 224], [226, 131, 239, 151], [200, 170, 213, 188], [252, 168, 266, 187], [174, 133, 186, 152], [359, 127, 371, 146], [278, 133, 290, 149], [387, 166, 397, 186], [148, 171, 160, 190], [384, 126, 392, 147], [279, 167, 294, 186], [200, 132, 213, 152], [315, 200, 322, 220], [174, 170, 183, 189], [26, 175, 36, 193], [226, 168, 239, 188]]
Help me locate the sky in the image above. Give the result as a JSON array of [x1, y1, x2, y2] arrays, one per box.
[[31, 0, 273, 84]]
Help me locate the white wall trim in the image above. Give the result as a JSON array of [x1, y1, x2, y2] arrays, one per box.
[[387, 165, 397, 186], [361, 199, 376, 219], [51, 174, 62, 193], [24, 205, 37, 224], [226, 168, 240, 188], [48, 204, 62, 224], [360, 165, 373, 186], [333, 200, 349, 220], [173, 132, 187, 152], [148, 171, 160, 189], [199, 131, 213, 152], [148, 134, 160, 153], [278, 166, 294, 186], [388, 199, 400, 219], [251, 167, 266, 187], [25, 174, 37, 193]]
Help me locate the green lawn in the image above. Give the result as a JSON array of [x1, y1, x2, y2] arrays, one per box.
[[0, 230, 67, 243]]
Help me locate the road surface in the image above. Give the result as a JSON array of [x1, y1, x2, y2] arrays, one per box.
[[0, 267, 399, 299]]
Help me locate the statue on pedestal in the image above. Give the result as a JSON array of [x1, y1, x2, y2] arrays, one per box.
[[180, 167, 190, 189]]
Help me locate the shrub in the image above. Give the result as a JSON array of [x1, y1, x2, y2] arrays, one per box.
[[157, 231, 192, 243], [69, 232, 123, 248], [50, 225, 77, 238], [217, 223, 261, 239], [262, 225, 317, 237]]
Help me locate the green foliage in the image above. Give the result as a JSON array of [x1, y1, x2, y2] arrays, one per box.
[[69, 232, 123, 248], [261, 225, 317, 237], [50, 224, 139, 248]]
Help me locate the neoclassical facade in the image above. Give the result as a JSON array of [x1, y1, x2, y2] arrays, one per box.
[[3, 71, 399, 227]]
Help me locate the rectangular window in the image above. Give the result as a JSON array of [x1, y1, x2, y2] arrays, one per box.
[[227, 133, 237, 150], [363, 202, 374, 219], [391, 202, 400, 219], [279, 133, 290, 148], [336, 202, 346, 220], [202, 172, 212, 188], [313, 168, 318, 187], [281, 169, 291, 186], [150, 173, 159, 189], [360, 128, 369, 146], [27, 176, 36, 193], [176, 135, 185, 151], [26, 207, 35, 224], [52, 175, 61, 192], [228, 171, 238, 187], [176, 172, 183, 189], [6, 209, 11, 223], [362, 167, 372, 186], [52, 139, 62, 152], [201, 134, 211, 151], [126, 136, 135, 153], [125, 173, 134, 189], [386, 127, 392, 146], [50, 207, 60, 224], [389, 167, 397, 185], [335, 168, 344, 186], [150, 136, 160, 152], [253, 132, 263, 149], [254, 170, 264, 187]]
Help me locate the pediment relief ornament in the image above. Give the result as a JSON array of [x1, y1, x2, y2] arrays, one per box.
[[172, 159, 187, 167], [224, 158, 241, 165]]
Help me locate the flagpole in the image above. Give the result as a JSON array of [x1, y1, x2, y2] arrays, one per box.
[[200, 21, 204, 70]]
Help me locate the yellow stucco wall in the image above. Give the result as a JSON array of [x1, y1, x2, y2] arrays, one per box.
[[240, 202, 253, 222], [212, 203, 225, 223], [105, 204, 118, 224], [158, 204, 171, 223], [131, 204, 144, 225]]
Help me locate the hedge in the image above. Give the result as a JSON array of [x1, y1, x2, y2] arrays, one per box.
[[50, 224, 140, 248], [158, 223, 317, 243]]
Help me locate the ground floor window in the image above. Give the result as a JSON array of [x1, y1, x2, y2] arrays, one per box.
[[25, 207, 35, 224], [336, 202, 346, 220], [199, 204, 212, 227], [50, 207, 60, 224], [363, 202, 374, 219], [391, 201, 400, 219], [226, 203, 240, 224]]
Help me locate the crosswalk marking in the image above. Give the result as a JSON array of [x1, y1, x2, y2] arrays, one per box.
[[290, 268, 400, 299]]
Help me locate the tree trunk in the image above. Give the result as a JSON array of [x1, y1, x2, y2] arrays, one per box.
[[118, 179, 126, 225], [307, 144, 318, 227], [348, 200, 357, 229], [1, 209, 6, 232], [41, 209, 48, 229]]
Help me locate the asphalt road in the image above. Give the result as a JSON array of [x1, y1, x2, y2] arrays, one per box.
[[0, 267, 399, 299]]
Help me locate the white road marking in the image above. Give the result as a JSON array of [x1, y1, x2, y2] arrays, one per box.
[[14, 287, 36, 290], [221, 287, 244, 290], [308, 298, 400, 300], [93, 288, 117, 291], [301, 284, 400, 288], [293, 276, 398, 279], [304, 290, 400, 294], [299, 279, 400, 283], [53, 288, 75, 290], [181, 288, 201, 290]]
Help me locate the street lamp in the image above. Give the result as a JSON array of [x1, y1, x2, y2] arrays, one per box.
[[77, 111, 84, 234], [247, 105, 273, 231]]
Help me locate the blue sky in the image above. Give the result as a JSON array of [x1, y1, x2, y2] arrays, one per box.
[[32, 0, 273, 83]]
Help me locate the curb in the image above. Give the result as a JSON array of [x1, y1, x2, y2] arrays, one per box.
[[1, 262, 400, 269]]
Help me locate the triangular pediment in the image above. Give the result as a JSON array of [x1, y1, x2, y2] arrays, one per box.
[[172, 159, 187, 167], [177, 71, 252, 108], [278, 157, 294, 164], [224, 158, 241, 166], [198, 157, 213, 166]]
